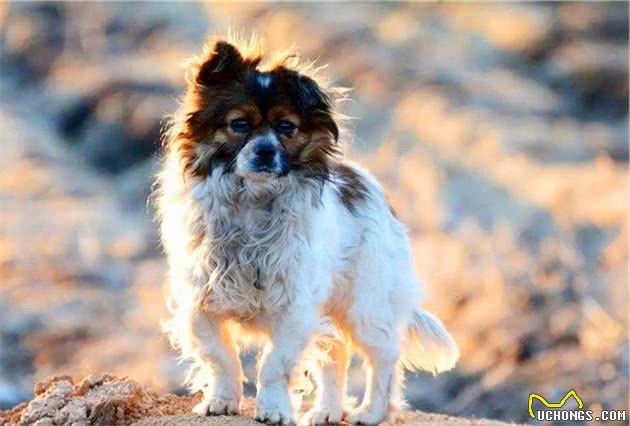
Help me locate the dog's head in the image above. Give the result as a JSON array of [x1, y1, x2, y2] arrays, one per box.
[[170, 37, 342, 183]]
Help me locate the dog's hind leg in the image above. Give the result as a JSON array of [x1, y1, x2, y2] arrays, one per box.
[[345, 321, 400, 425], [301, 339, 351, 425], [342, 254, 401, 425]]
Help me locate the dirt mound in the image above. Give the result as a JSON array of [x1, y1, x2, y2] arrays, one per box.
[[134, 412, 510, 426], [0, 374, 197, 425], [1, 375, 513, 426]]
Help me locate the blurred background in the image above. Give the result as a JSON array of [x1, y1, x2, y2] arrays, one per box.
[[0, 2, 627, 424]]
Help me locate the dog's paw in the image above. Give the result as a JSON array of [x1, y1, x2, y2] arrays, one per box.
[[344, 408, 386, 425], [255, 408, 295, 425], [256, 384, 295, 425], [192, 397, 240, 416], [300, 406, 343, 425]]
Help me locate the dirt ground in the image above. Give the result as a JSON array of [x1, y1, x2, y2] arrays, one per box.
[[1, 375, 512, 426]]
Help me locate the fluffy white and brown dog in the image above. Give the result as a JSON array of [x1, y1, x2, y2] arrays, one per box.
[[155, 36, 459, 425]]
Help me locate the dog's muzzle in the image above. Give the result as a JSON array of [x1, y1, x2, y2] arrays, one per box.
[[252, 140, 284, 172], [236, 132, 289, 178]]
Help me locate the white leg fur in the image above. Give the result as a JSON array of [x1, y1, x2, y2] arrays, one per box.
[[346, 330, 399, 425], [188, 310, 242, 416], [301, 341, 350, 425], [256, 306, 318, 425]]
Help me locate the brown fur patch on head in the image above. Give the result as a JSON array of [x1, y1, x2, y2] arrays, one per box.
[[164, 34, 346, 182]]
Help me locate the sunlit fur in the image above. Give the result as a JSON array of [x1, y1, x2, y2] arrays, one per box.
[[155, 35, 459, 425]]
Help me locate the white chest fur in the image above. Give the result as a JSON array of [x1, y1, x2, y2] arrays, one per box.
[[189, 174, 321, 318]]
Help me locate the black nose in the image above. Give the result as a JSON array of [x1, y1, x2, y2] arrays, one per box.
[[254, 141, 276, 161]]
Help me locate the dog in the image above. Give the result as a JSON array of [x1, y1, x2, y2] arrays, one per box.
[[155, 35, 459, 425]]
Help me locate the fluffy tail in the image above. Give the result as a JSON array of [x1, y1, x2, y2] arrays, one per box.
[[400, 309, 459, 374]]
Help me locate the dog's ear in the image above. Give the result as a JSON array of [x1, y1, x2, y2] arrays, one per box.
[[196, 40, 246, 85], [296, 75, 329, 110], [294, 75, 339, 141]]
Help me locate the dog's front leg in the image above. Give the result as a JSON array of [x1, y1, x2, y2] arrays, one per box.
[[256, 305, 316, 425], [187, 310, 242, 416]]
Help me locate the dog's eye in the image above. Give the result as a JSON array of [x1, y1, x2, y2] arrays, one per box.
[[229, 118, 252, 134], [275, 120, 297, 135]]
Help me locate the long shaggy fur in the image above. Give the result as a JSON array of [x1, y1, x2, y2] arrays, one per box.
[[155, 34, 458, 425]]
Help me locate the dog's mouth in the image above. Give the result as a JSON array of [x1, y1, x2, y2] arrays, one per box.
[[254, 164, 280, 174], [241, 170, 282, 181]]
